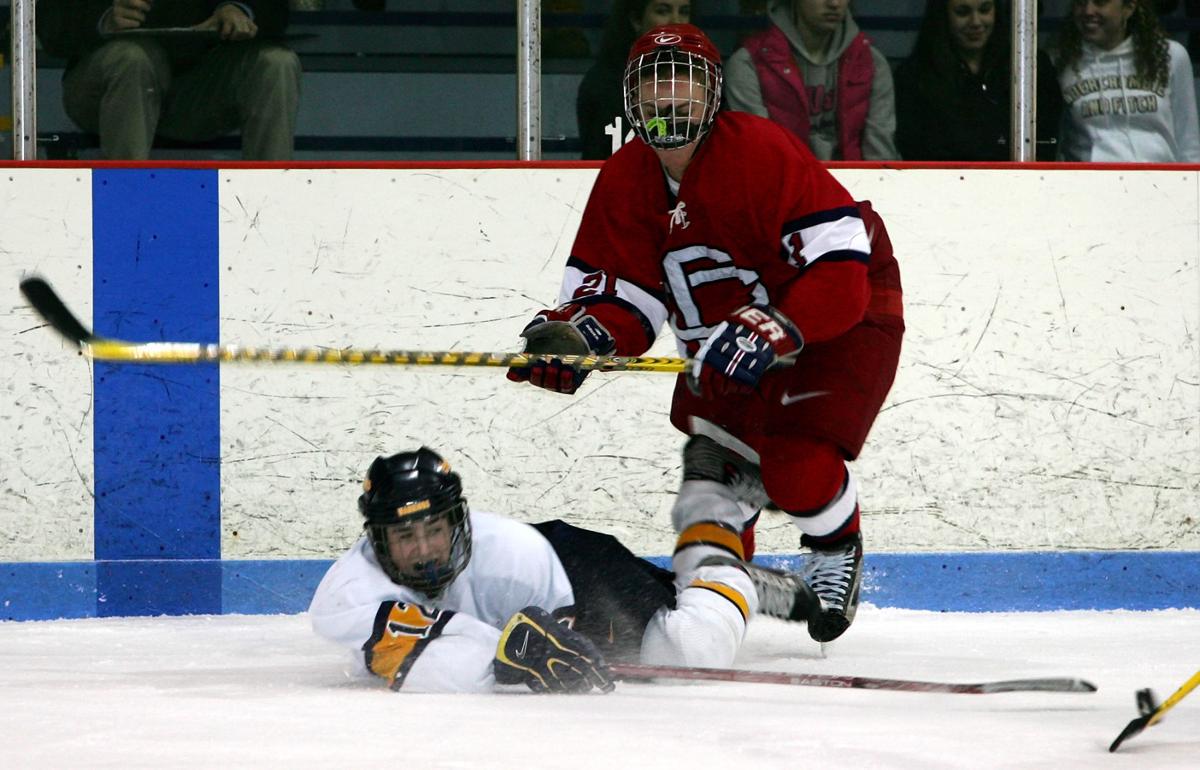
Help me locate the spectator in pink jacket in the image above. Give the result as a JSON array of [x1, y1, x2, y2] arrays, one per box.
[[725, 0, 899, 160]]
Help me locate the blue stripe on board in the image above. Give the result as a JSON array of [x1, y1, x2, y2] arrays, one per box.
[[91, 169, 221, 617], [756, 551, 1200, 612], [221, 561, 339, 615], [3, 552, 1198, 621], [2, 562, 97, 620]]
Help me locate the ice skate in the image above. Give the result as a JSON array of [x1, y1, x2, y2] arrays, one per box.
[[801, 532, 863, 643]]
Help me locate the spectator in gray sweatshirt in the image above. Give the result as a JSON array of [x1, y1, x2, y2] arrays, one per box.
[[725, 0, 899, 160]]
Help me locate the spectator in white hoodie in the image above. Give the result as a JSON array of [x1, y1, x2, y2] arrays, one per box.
[[1054, 0, 1200, 162]]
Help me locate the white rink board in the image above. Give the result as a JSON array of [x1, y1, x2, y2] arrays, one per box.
[[0, 167, 1197, 561], [216, 168, 682, 557], [214, 167, 1200, 559], [1, 171, 94, 561], [838, 169, 1200, 552]]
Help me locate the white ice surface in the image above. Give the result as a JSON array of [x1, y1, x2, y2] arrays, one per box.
[[2, 607, 1197, 769]]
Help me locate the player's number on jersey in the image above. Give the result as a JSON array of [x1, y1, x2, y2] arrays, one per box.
[[386, 602, 443, 638]]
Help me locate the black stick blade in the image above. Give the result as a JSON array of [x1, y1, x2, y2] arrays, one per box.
[[19, 277, 95, 346], [1110, 714, 1151, 752]]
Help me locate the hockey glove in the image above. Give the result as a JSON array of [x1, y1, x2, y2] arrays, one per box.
[[494, 606, 615, 694], [506, 304, 616, 394], [689, 304, 803, 399]]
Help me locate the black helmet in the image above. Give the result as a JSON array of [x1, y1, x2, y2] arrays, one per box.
[[359, 447, 472, 595]]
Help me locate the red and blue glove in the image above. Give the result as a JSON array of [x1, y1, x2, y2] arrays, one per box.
[[689, 304, 803, 399], [506, 304, 615, 394]]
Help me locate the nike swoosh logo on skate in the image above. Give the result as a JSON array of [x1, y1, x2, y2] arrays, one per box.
[[516, 629, 530, 658], [780, 390, 830, 406]]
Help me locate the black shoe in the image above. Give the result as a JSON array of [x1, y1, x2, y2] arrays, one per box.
[[801, 532, 863, 643]]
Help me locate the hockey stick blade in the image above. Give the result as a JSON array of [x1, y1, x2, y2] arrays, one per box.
[[1109, 712, 1154, 753], [19, 276, 688, 372], [1109, 670, 1200, 752], [19, 276, 96, 346], [610, 663, 1097, 694]]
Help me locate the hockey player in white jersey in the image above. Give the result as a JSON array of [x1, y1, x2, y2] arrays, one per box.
[[309, 447, 762, 693]]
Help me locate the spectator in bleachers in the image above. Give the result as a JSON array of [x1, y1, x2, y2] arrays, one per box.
[[1053, 0, 1200, 161], [894, 1, 1063, 161], [724, 0, 899, 159], [577, 0, 695, 159], [38, 1, 301, 160]]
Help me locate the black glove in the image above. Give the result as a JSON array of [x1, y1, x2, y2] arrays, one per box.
[[494, 606, 615, 693], [506, 304, 615, 394]]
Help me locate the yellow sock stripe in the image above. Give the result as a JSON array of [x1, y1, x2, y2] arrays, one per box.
[[689, 579, 751, 623], [674, 521, 745, 561]]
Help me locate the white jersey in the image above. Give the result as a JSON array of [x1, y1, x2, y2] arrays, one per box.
[[309, 511, 574, 693], [310, 511, 757, 692], [1057, 37, 1200, 163]]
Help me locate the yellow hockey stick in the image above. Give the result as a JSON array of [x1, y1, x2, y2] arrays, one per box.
[[19, 276, 688, 373], [1109, 669, 1200, 752]]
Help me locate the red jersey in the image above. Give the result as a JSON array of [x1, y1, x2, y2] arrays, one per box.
[[552, 111, 903, 457], [558, 110, 873, 359]]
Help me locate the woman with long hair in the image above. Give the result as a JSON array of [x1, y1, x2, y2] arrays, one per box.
[[894, 0, 1063, 160], [577, 1, 694, 159], [1055, 0, 1200, 161]]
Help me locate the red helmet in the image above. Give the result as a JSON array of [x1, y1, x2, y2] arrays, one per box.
[[623, 24, 723, 150]]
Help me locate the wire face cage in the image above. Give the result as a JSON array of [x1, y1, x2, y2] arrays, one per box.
[[623, 44, 722, 150]]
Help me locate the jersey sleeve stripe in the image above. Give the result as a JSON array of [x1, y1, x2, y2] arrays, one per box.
[[782, 213, 871, 269], [564, 255, 668, 304], [809, 248, 870, 265], [781, 205, 862, 233], [559, 261, 669, 346], [570, 293, 661, 350]]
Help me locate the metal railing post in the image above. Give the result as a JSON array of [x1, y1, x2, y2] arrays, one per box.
[[516, 0, 541, 160], [11, 0, 38, 160], [1010, 0, 1037, 162]]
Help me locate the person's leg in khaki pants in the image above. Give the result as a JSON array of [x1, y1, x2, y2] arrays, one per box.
[[156, 42, 301, 160], [62, 38, 171, 160]]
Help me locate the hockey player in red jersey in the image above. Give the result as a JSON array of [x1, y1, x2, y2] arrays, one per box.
[[508, 24, 904, 643]]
